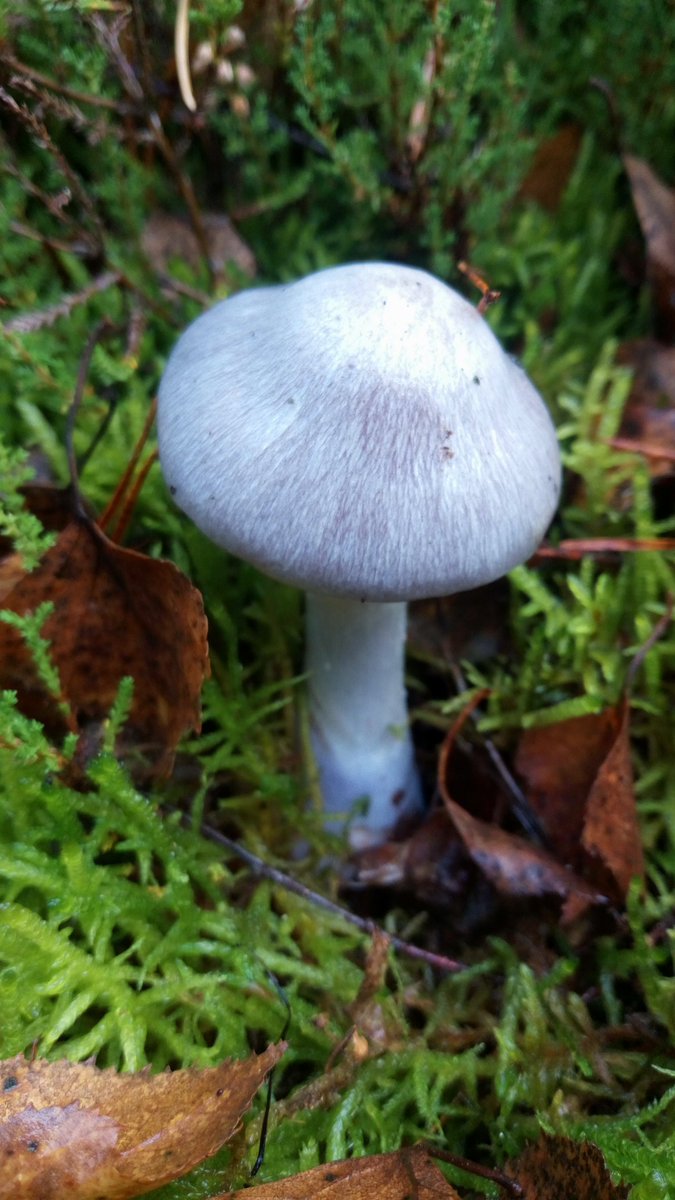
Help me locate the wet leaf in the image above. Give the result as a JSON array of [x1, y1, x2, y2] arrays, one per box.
[[509, 1133, 629, 1199], [0, 513, 209, 773], [219, 1146, 461, 1198], [0, 1045, 284, 1200], [624, 154, 675, 338], [515, 699, 644, 904]]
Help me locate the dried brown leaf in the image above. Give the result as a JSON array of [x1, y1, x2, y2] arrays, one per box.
[[519, 124, 582, 212], [442, 794, 602, 907], [141, 212, 256, 284], [219, 1146, 461, 1199], [624, 154, 675, 337], [0, 1045, 284, 1200], [516, 699, 644, 903], [514, 709, 619, 865], [509, 1133, 629, 1199], [351, 810, 469, 909], [582, 699, 644, 897], [0, 514, 209, 773], [616, 340, 675, 477]]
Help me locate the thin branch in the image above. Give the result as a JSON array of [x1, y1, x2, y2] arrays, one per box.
[[90, 13, 214, 285], [425, 1144, 524, 1197], [66, 320, 114, 517], [8, 219, 95, 258], [4, 158, 76, 228], [5, 271, 121, 333], [2, 52, 136, 113], [8, 71, 110, 143], [534, 536, 675, 561], [198, 819, 466, 974], [0, 85, 106, 255]]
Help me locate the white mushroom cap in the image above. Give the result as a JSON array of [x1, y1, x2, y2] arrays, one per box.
[[158, 262, 561, 601]]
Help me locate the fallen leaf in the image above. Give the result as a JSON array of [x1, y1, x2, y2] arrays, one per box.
[[219, 1145, 461, 1198], [509, 1133, 629, 1199], [442, 794, 604, 909], [432, 697, 608, 918], [514, 709, 619, 866], [350, 810, 471, 909], [0, 512, 209, 774], [624, 154, 675, 338], [141, 212, 256, 285], [519, 124, 583, 212], [616, 340, 675, 478], [0, 1105, 118, 1197], [0, 1045, 284, 1200], [515, 698, 644, 904], [582, 699, 644, 898]]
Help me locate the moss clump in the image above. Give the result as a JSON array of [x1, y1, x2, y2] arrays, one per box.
[[2, 2, 675, 1196]]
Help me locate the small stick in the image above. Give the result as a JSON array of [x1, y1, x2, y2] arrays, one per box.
[[2, 52, 136, 113], [198, 820, 466, 974], [66, 321, 114, 517], [5, 271, 121, 334], [457, 260, 501, 313], [533, 536, 675, 561], [98, 398, 158, 535], [607, 435, 675, 463], [424, 1144, 524, 1197], [108, 450, 158, 544]]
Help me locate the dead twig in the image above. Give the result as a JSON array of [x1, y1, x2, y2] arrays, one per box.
[[0, 85, 106, 256], [457, 260, 501, 313], [424, 1144, 524, 1198], [90, 12, 214, 285], [8, 218, 95, 258], [1, 52, 136, 114], [534, 537, 675, 561], [198, 819, 466, 974], [4, 271, 122, 333]]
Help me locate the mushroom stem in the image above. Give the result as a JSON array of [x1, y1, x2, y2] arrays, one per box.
[[305, 592, 423, 847]]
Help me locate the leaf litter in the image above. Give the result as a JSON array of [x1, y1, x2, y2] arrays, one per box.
[[0, 1046, 284, 1200], [0, 399, 209, 775]]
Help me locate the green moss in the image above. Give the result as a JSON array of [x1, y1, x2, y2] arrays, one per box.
[[2, 1, 675, 1195]]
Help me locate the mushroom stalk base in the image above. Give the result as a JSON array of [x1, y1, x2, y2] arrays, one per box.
[[305, 593, 423, 847]]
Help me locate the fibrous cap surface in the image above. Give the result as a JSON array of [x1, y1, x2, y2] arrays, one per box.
[[158, 262, 561, 599]]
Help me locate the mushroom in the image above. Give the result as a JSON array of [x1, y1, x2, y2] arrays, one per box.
[[157, 262, 561, 846]]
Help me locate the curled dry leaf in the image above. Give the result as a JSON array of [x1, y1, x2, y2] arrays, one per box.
[[624, 154, 675, 339], [509, 1133, 629, 1199], [0, 513, 209, 774], [218, 1145, 461, 1199], [616, 340, 675, 478], [441, 794, 604, 911], [515, 698, 644, 906], [0, 1045, 285, 1200]]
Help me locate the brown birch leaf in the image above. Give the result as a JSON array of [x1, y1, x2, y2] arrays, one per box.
[[217, 1145, 461, 1199], [0, 1045, 284, 1200]]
